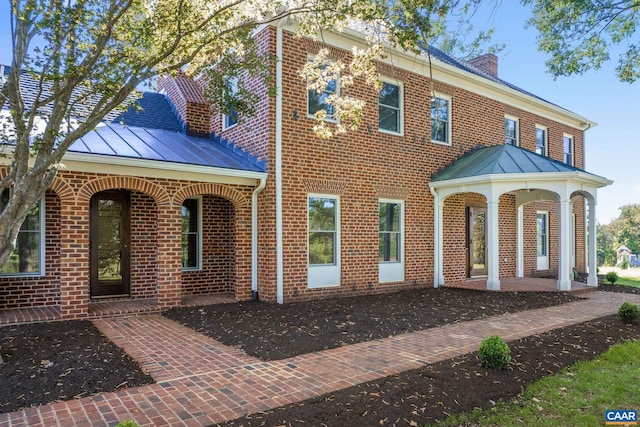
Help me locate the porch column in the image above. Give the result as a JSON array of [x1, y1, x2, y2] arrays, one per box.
[[587, 199, 598, 286], [516, 204, 524, 277], [486, 200, 500, 290], [557, 198, 573, 290], [156, 204, 182, 310]]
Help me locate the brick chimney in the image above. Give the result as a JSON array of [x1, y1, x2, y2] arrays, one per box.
[[467, 53, 498, 78], [157, 73, 212, 136]]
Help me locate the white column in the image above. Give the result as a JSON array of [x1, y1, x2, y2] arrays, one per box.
[[557, 198, 573, 290], [486, 200, 501, 290], [516, 204, 524, 277], [587, 199, 598, 286], [432, 192, 440, 287]]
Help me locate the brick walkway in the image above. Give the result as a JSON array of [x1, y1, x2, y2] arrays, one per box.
[[2, 291, 639, 427]]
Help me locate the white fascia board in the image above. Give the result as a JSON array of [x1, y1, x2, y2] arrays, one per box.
[[62, 152, 266, 185], [277, 22, 596, 130], [0, 147, 265, 185], [429, 171, 612, 191]]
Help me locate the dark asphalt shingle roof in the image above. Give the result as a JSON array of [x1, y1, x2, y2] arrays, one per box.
[[431, 143, 594, 182]]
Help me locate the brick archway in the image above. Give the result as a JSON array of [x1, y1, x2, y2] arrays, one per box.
[[173, 183, 249, 208], [77, 176, 171, 206]]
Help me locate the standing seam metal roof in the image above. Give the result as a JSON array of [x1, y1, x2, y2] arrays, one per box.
[[431, 143, 600, 182]]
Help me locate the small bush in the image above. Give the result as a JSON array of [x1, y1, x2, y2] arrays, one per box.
[[620, 257, 630, 270], [115, 422, 139, 427], [618, 301, 640, 324], [606, 271, 619, 284], [479, 335, 511, 370]]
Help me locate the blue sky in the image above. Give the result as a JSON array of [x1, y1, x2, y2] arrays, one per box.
[[0, 2, 636, 223]]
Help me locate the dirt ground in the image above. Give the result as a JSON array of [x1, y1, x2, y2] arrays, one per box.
[[0, 320, 153, 414], [213, 313, 639, 427], [164, 287, 583, 360], [1, 284, 638, 421]]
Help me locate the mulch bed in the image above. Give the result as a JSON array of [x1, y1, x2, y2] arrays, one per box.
[[164, 287, 583, 360], [215, 314, 640, 427], [599, 282, 640, 294], [0, 320, 153, 414]]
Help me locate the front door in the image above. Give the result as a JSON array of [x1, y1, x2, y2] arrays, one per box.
[[90, 190, 131, 298], [467, 207, 488, 277]]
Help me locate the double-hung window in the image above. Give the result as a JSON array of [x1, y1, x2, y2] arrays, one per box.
[[222, 77, 239, 130], [431, 95, 451, 145], [504, 116, 519, 146], [308, 195, 340, 287], [535, 125, 548, 156], [563, 134, 574, 165], [181, 197, 202, 270], [0, 190, 44, 276], [379, 200, 404, 283], [378, 80, 403, 134], [308, 64, 337, 120]]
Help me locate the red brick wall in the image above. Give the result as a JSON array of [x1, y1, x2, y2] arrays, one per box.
[[248, 29, 587, 300], [181, 196, 235, 295], [0, 191, 61, 309], [0, 170, 255, 316], [130, 191, 158, 299]]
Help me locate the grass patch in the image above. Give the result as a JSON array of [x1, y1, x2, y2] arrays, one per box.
[[436, 339, 640, 427], [616, 276, 640, 288]]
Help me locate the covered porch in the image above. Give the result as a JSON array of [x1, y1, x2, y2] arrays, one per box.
[[441, 276, 596, 294], [429, 144, 612, 291]]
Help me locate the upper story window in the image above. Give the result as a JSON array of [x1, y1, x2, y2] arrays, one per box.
[[222, 77, 239, 130], [378, 80, 403, 134], [535, 125, 548, 156], [563, 134, 574, 166], [0, 190, 45, 276], [181, 197, 202, 270], [505, 116, 519, 146], [431, 94, 451, 145], [307, 64, 337, 120]]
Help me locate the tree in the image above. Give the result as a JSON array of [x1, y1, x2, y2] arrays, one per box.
[[0, 0, 495, 271], [524, 0, 640, 82], [596, 222, 616, 266], [610, 204, 640, 255]]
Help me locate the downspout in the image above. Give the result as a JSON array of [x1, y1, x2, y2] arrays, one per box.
[[275, 19, 285, 304], [251, 177, 267, 300], [429, 186, 440, 288]]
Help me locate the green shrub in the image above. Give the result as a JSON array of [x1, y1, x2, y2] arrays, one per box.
[[115, 422, 139, 427], [618, 301, 640, 324], [479, 335, 511, 370], [606, 271, 619, 284], [620, 257, 630, 270]]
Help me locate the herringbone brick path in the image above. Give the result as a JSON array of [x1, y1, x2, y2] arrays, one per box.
[[1, 291, 639, 426]]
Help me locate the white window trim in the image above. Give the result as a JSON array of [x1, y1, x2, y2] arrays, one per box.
[[431, 93, 452, 146], [536, 210, 549, 270], [535, 124, 548, 156], [0, 195, 46, 277], [222, 77, 239, 131], [379, 199, 404, 283], [505, 114, 519, 146], [306, 55, 339, 123], [563, 133, 574, 166], [308, 193, 341, 288], [182, 196, 203, 271], [378, 78, 404, 136], [222, 113, 238, 131]]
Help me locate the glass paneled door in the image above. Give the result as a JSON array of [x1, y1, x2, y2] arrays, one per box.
[[90, 190, 131, 298], [467, 207, 488, 277]]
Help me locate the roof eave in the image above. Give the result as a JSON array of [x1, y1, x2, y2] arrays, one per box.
[[430, 171, 613, 190]]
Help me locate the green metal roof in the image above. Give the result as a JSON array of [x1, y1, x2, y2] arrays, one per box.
[[431, 144, 592, 182]]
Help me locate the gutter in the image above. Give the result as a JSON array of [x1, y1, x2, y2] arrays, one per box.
[[251, 177, 267, 300], [429, 186, 441, 288]]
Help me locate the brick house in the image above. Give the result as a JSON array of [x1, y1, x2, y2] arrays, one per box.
[[0, 22, 611, 320]]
